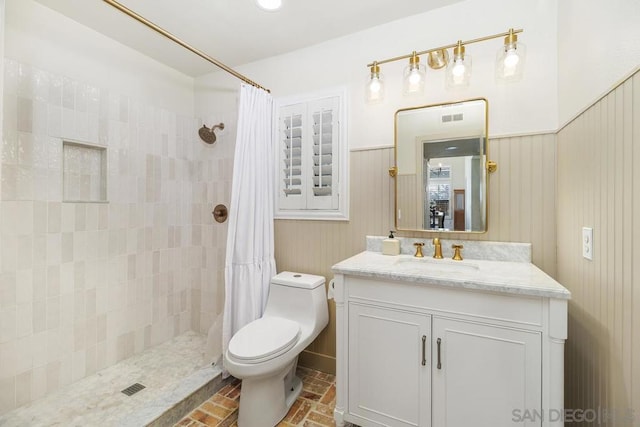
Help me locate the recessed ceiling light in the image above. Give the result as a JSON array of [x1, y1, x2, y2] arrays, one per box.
[[255, 0, 282, 11]]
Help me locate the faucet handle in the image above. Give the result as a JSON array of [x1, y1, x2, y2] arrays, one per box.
[[413, 242, 425, 258], [452, 244, 464, 261]]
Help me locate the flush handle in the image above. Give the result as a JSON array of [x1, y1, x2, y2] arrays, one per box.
[[421, 335, 427, 366], [437, 338, 442, 370]]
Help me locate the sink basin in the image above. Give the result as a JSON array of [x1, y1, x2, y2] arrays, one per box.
[[394, 256, 479, 274]]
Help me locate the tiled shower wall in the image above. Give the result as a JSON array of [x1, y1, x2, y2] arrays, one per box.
[[0, 58, 231, 414]]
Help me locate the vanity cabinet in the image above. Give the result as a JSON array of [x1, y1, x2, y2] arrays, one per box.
[[348, 303, 431, 426], [431, 318, 541, 426], [332, 259, 569, 427]]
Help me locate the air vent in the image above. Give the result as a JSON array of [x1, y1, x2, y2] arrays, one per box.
[[441, 113, 464, 123], [121, 383, 146, 396]]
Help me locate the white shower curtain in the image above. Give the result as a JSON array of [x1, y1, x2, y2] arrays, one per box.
[[222, 83, 277, 359]]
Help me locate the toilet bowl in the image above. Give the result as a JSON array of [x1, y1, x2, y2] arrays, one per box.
[[224, 271, 329, 427]]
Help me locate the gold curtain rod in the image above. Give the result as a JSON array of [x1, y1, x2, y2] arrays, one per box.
[[102, 0, 270, 92], [367, 28, 524, 68]]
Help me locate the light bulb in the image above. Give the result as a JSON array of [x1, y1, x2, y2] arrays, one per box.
[[369, 78, 381, 93], [452, 60, 465, 77], [255, 0, 282, 11], [446, 41, 471, 88], [366, 63, 385, 103], [496, 29, 526, 82], [504, 47, 520, 68], [402, 52, 426, 95], [409, 68, 422, 85]]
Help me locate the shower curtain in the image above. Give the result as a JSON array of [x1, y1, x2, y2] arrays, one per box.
[[222, 83, 277, 360]]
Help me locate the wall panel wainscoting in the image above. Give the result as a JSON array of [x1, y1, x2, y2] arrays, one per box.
[[557, 69, 640, 422]]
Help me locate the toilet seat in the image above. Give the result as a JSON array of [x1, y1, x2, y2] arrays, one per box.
[[228, 317, 301, 364]]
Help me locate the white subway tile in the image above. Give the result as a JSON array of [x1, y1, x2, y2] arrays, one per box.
[[16, 303, 33, 338], [31, 332, 48, 369], [31, 365, 47, 401], [0, 375, 16, 414], [47, 105, 62, 138], [17, 63, 33, 98], [16, 269, 33, 305], [0, 307, 16, 343], [17, 98, 33, 133], [17, 132, 33, 167], [62, 77, 75, 110], [15, 370, 32, 407], [16, 166, 34, 200], [46, 297, 60, 330]]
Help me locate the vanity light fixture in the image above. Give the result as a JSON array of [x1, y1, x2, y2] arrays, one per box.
[[364, 28, 523, 103], [446, 41, 472, 88], [365, 61, 385, 104], [496, 28, 526, 81], [255, 0, 282, 11], [403, 51, 427, 95]]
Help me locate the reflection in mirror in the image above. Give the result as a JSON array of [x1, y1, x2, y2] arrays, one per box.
[[395, 99, 488, 233]]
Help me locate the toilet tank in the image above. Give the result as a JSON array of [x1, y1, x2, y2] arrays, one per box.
[[263, 272, 328, 330]]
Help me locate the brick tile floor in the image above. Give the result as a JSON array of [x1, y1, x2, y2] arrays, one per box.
[[175, 366, 337, 427]]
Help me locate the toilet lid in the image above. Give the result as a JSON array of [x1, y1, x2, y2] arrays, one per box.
[[228, 317, 300, 363]]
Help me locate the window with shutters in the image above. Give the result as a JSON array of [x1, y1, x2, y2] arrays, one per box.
[[275, 88, 348, 220]]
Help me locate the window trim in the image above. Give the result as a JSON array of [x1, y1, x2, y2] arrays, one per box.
[[274, 86, 349, 221]]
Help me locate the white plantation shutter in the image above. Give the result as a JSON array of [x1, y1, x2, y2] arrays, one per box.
[[279, 105, 305, 210], [275, 90, 347, 220], [308, 97, 339, 210]]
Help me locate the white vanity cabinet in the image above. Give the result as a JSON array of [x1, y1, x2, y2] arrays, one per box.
[[431, 317, 541, 427], [332, 251, 570, 427], [348, 303, 432, 426]]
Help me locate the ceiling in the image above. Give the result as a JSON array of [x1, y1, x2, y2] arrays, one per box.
[[35, 0, 463, 77]]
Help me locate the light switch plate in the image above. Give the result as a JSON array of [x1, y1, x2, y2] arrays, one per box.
[[582, 227, 593, 260]]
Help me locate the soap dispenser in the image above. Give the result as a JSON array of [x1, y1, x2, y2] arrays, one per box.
[[382, 231, 401, 256]]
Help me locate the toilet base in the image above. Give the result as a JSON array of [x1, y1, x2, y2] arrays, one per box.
[[237, 362, 302, 427]]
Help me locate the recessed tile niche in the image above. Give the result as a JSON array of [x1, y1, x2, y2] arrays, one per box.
[[62, 140, 107, 202]]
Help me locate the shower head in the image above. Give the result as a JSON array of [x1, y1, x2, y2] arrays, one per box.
[[199, 123, 225, 144]]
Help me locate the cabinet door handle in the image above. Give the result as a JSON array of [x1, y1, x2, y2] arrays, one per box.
[[421, 335, 427, 366], [437, 338, 442, 369]]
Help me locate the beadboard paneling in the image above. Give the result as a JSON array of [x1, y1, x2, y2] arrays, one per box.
[[275, 133, 557, 373], [557, 70, 639, 420]]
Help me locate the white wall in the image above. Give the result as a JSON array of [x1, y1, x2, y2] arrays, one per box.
[[4, 0, 194, 115], [558, 0, 640, 126], [196, 0, 559, 150]]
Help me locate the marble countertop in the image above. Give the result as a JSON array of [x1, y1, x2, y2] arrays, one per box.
[[332, 251, 571, 300]]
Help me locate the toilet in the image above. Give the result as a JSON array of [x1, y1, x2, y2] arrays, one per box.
[[224, 271, 329, 427]]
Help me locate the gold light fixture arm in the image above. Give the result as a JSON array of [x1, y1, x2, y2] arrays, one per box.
[[102, 0, 270, 93], [367, 28, 523, 68]]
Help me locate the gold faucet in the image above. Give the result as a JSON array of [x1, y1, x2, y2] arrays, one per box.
[[432, 238, 443, 259], [452, 244, 464, 261], [413, 242, 424, 257]]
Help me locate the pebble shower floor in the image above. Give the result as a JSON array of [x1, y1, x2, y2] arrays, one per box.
[[175, 366, 338, 427]]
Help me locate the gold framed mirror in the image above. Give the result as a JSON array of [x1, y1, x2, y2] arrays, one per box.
[[393, 98, 493, 233]]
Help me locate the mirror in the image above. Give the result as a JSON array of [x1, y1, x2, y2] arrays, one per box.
[[394, 98, 490, 233]]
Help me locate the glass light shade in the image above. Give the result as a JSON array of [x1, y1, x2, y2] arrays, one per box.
[[403, 62, 426, 95], [496, 41, 526, 82], [255, 0, 282, 11], [402, 53, 426, 95], [446, 49, 472, 89], [365, 66, 385, 104]]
